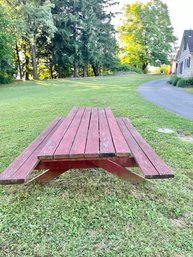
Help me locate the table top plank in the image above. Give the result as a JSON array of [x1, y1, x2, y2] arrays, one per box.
[[105, 108, 131, 157], [38, 107, 78, 159], [54, 107, 85, 159], [70, 107, 91, 158], [85, 107, 100, 158], [99, 108, 116, 157]]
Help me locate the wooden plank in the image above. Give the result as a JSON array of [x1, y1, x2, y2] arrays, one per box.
[[99, 108, 115, 157], [36, 160, 98, 170], [123, 118, 174, 178], [38, 107, 78, 160], [0, 117, 63, 184], [91, 160, 145, 183], [85, 108, 100, 158], [6, 117, 65, 183], [70, 107, 91, 158], [27, 169, 69, 184], [117, 118, 160, 178], [105, 108, 131, 157], [54, 107, 85, 159]]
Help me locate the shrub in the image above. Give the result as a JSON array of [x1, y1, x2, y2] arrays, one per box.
[[0, 72, 12, 84], [112, 63, 143, 74], [160, 64, 170, 75], [176, 77, 193, 88], [168, 76, 180, 86]]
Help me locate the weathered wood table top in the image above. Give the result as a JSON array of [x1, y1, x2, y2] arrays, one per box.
[[38, 107, 131, 160]]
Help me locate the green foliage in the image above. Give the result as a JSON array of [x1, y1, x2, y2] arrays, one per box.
[[169, 76, 193, 87], [176, 77, 193, 88], [168, 76, 180, 86], [0, 6, 15, 84], [118, 0, 176, 70], [1, 0, 118, 80], [0, 72, 13, 84], [112, 63, 143, 73], [52, 0, 117, 77]]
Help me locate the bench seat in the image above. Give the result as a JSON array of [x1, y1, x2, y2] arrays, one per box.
[[0, 117, 63, 185], [117, 117, 174, 179]]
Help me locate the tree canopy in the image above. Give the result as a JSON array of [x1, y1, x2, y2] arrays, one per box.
[[118, 0, 176, 70], [0, 0, 118, 82], [0, 5, 15, 83]]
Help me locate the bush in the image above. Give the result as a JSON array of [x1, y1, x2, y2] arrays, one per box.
[[168, 76, 180, 86], [160, 64, 170, 75], [0, 72, 12, 84], [176, 77, 193, 88], [112, 63, 143, 74]]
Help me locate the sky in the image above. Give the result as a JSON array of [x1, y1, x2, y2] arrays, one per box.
[[111, 0, 193, 46]]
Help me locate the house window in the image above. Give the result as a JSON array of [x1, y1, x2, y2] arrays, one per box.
[[180, 62, 183, 74], [187, 57, 191, 68], [184, 42, 187, 51]]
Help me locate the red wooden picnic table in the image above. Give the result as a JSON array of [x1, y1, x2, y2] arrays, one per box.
[[0, 107, 174, 185]]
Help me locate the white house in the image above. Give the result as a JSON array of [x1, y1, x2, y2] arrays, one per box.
[[176, 30, 193, 78]]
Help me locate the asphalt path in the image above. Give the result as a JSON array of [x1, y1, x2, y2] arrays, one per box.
[[138, 78, 193, 120]]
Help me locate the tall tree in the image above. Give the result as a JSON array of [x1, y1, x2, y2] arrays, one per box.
[[118, 0, 176, 70], [51, 0, 117, 77], [5, 0, 56, 80], [0, 5, 15, 83]]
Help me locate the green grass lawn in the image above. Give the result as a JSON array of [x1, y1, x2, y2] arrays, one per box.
[[0, 74, 193, 257], [186, 88, 193, 94]]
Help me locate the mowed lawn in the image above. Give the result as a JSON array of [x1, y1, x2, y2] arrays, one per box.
[[0, 74, 193, 257], [186, 88, 193, 94]]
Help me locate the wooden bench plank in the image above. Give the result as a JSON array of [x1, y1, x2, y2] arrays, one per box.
[[85, 108, 100, 158], [122, 118, 174, 178], [38, 107, 78, 160], [54, 107, 85, 159], [99, 108, 116, 157], [70, 107, 91, 158], [105, 108, 131, 157], [0, 117, 63, 184], [117, 118, 160, 178]]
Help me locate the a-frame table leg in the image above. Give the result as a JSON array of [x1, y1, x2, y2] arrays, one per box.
[[26, 169, 69, 184], [91, 159, 146, 183]]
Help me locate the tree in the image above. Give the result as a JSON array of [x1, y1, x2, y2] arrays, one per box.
[[0, 5, 15, 83], [118, 0, 176, 70], [51, 0, 117, 78], [4, 0, 56, 80]]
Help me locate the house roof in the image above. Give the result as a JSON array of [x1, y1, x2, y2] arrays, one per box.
[[183, 30, 193, 52]]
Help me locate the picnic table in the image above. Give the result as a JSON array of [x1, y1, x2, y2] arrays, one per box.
[[0, 107, 174, 185]]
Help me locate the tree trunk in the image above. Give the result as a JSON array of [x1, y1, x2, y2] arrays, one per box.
[[31, 42, 38, 80], [58, 66, 62, 78], [50, 60, 53, 79], [24, 43, 30, 80], [142, 63, 148, 71], [25, 55, 29, 80], [82, 66, 87, 77], [16, 43, 22, 80], [92, 64, 100, 76], [73, 63, 79, 77]]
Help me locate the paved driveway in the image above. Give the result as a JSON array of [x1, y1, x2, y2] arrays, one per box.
[[138, 78, 193, 120]]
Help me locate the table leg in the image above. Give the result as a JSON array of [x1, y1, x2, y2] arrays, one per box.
[[27, 169, 69, 184], [91, 159, 146, 183]]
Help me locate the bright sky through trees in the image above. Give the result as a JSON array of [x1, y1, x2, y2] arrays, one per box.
[[112, 0, 193, 44]]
